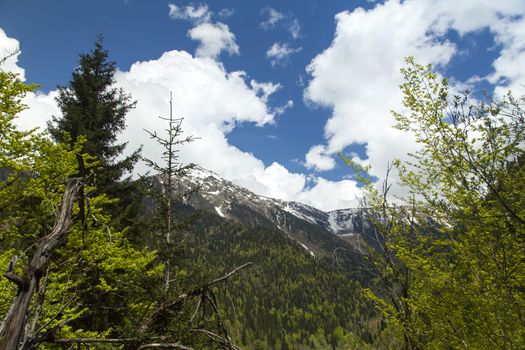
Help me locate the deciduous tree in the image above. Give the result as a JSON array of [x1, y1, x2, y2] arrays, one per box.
[[348, 57, 525, 349]]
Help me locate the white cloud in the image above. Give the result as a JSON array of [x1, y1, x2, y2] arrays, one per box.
[[260, 7, 285, 29], [489, 14, 525, 96], [167, 3, 239, 61], [109, 50, 359, 210], [266, 42, 302, 66], [273, 99, 293, 116], [304, 0, 525, 199], [250, 80, 282, 104], [287, 19, 301, 39], [305, 145, 336, 171], [168, 3, 211, 24], [0, 29, 58, 133], [188, 22, 239, 59], [0, 28, 25, 79], [218, 8, 234, 19], [296, 177, 362, 210], [10, 36, 357, 211], [249, 81, 293, 116], [18, 90, 61, 132], [260, 7, 302, 40], [421, 0, 525, 96], [10, 1, 525, 212]]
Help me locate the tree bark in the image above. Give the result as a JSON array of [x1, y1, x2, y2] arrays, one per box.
[[0, 178, 82, 350]]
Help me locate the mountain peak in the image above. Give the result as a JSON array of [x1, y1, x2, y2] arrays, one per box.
[[172, 165, 367, 243]]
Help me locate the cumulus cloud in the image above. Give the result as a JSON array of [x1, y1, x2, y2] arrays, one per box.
[[296, 177, 362, 210], [305, 145, 336, 171], [0, 29, 59, 132], [487, 14, 525, 96], [266, 42, 302, 66], [0, 28, 25, 79], [168, 3, 240, 60], [168, 3, 211, 24], [110, 51, 358, 210], [273, 99, 294, 116], [303, 0, 525, 198], [9, 1, 525, 211], [423, 0, 525, 96], [18, 90, 61, 132], [7, 25, 355, 211], [250, 80, 282, 103], [188, 22, 239, 59]]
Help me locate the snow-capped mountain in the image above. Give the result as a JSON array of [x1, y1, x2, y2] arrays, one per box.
[[167, 166, 370, 257]]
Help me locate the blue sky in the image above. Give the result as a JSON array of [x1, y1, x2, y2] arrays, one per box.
[[1, 0, 525, 210]]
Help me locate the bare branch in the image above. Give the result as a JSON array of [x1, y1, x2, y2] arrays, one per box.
[[42, 337, 195, 350], [44, 338, 136, 344], [3, 256, 25, 289], [0, 48, 20, 67], [137, 343, 196, 350], [191, 329, 243, 350], [3, 271, 25, 289], [0, 178, 82, 349], [139, 262, 253, 333]]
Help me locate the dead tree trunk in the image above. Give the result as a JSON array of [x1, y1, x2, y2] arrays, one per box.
[[0, 178, 82, 350]]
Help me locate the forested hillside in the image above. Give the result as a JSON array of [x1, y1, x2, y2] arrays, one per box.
[[165, 210, 378, 350]]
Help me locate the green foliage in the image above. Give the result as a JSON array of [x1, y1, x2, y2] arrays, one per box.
[[0, 69, 77, 249], [47, 37, 140, 200], [339, 152, 373, 186], [350, 57, 525, 349], [174, 211, 379, 349], [0, 69, 159, 348]]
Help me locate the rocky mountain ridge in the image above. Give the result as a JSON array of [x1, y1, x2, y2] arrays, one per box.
[[168, 166, 373, 256]]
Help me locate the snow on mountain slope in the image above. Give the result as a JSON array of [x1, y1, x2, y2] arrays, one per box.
[[170, 166, 365, 238], [327, 208, 367, 236]]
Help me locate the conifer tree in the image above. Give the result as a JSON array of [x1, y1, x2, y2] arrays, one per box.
[[0, 67, 158, 349], [143, 92, 196, 288], [48, 36, 140, 196]]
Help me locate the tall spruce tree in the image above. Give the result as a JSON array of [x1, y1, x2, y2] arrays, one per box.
[[48, 37, 140, 197]]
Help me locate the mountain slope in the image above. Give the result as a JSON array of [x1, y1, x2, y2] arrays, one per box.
[[137, 167, 382, 349], [174, 210, 377, 350], [172, 166, 372, 258]]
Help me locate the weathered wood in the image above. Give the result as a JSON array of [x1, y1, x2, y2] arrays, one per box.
[[137, 343, 195, 350], [44, 337, 136, 344], [0, 178, 82, 350], [32, 261, 251, 350], [41, 338, 195, 350]]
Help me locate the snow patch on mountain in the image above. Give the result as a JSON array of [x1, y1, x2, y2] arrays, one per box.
[[177, 165, 365, 238], [327, 209, 361, 233], [192, 166, 222, 181], [282, 203, 319, 225], [298, 242, 315, 258], [215, 206, 226, 218]]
